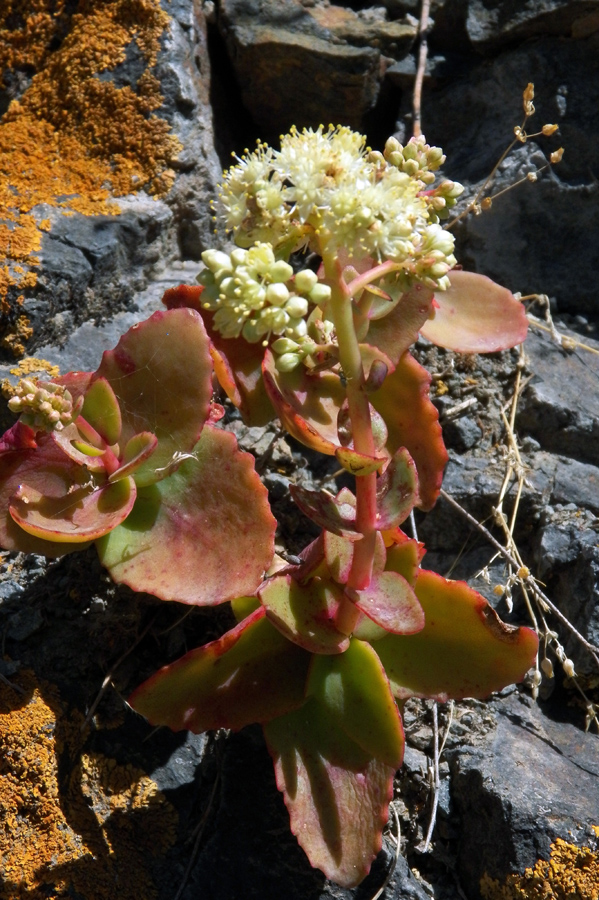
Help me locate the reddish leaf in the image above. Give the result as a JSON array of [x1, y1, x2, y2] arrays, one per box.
[[324, 531, 354, 584], [384, 533, 423, 585], [0, 440, 91, 556], [0, 421, 37, 452], [354, 571, 424, 634], [367, 283, 435, 364], [263, 351, 343, 455], [96, 424, 276, 605], [335, 446, 386, 477], [290, 483, 362, 539], [374, 569, 539, 702], [130, 607, 310, 731], [259, 573, 350, 654], [376, 447, 418, 528], [420, 270, 528, 352], [108, 431, 158, 483], [370, 352, 448, 510], [264, 696, 396, 887], [94, 308, 213, 486]]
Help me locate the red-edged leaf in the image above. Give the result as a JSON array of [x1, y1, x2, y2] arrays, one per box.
[[7, 446, 135, 542], [259, 573, 350, 654], [108, 431, 158, 483], [162, 285, 275, 426], [96, 424, 276, 605], [264, 697, 396, 888], [81, 377, 122, 445], [376, 447, 418, 528], [130, 607, 310, 731], [263, 351, 343, 455], [335, 446, 386, 477], [367, 283, 435, 364], [0, 439, 92, 556], [384, 533, 423, 585], [290, 483, 362, 539], [420, 270, 528, 352], [0, 421, 37, 452], [306, 638, 404, 767], [324, 531, 354, 584], [370, 352, 448, 510], [374, 569, 539, 702], [94, 308, 213, 486], [354, 571, 424, 634]]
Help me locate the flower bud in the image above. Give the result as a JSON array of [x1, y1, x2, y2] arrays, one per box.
[[266, 283, 290, 306], [276, 352, 302, 372], [272, 337, 300, 354], [284, 296, 309, 318], [294, 269, 318, 293], [269, 260, 294, 282], [309, 283, 332, 305]]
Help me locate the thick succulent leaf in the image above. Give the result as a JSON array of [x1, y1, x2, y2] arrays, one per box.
[[93, 308, 213, 486], [384, 535, 423, 586], [306, 638, 404, 766], [374, 569, 539, 702], [0, 440, 92, 556], [81, 377, 122, 445], [335, 446, 386, 476], [376, 447, 418, 529], [97, 424, 276, 605], [53, 370, 94, 406], [53, 422, 109, 473], [366, 283, 435, 364], [370, 352, 448, 510], [130, 607, 310, 732], [0, 421, 37, 452], [354, 571, 424, 634], [290, 484, 362, 539], [259, 574, 350, 654], [324, 531, 354, 584], [108, 431, 158, 484], [264, 695, 396, 888], [11, 475, 135, 543], [162, 283, 275, 426], [263, 351, 343, 455], [420, 270, 528, 352]]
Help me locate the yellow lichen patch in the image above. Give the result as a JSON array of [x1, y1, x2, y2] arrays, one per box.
[[0, 669, 178, 900], [481, 836, 599, 900], [2, 356, 60, 398], [0, 0, 182, 346]]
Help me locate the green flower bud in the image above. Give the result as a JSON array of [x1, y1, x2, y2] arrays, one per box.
[[269, 260, 294, 282], [294, 269, 318, 293], [266, 283, 290, 306], [309, 283, 332, 305], [284, 296, 309, 318], [276, 352, 302, 372], [272, 337, 300, 354]]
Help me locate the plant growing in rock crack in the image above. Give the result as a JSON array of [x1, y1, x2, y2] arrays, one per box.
[[0, 124, 540, 887]]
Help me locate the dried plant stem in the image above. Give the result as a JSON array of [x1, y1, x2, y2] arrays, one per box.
[[439, 489, 599, 667], [369, 802, 401, 900], [412, 0, 430, 138], [422, 700, 454, 852]]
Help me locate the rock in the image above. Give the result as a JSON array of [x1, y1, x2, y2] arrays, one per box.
[[466, 0, 599, 51], [420, 36, 599, 314], [443, 415, 483, 451], [217, 0, 384, 138], [448, 690, 599, 898], [518, 328, 599, 466], [0, 0, 220, 357]]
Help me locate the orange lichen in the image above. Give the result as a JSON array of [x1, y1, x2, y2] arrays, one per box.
[[481, 836, 599, 900], [0, 669, 178, 900], [0, 0, 182, 349]]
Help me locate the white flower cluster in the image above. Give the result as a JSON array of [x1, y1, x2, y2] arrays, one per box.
[[8, 379, 80, 432], [198, 243, 330, 351], [218, 126, 463, 291]]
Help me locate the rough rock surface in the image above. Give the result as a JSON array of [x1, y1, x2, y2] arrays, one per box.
[[0, 2, 598, 899]]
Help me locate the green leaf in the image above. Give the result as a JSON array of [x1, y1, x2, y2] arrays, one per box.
[[306, 638, 404, 767], [94, 308, 213, 486], [366, 282, 434, 362], [370, 352, 448, 510], [374, 569, 539, 701], [420, 271, 528, 353], [97, 424, 276, 605], [130, 608, 311, 732], [264, 694, 397, 887], [108, 431, 158, 483], [259, 574, 350, 654], [81, 377, 122, 445]]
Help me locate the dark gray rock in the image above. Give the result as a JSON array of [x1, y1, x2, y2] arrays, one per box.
[[448, 691, 599, 898], [466, 0, 599, 51], [518, 328, 599, 466], [443, 415, 483, 451]]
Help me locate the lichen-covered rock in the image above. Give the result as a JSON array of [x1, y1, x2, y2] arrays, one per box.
[[0, 0, 220, 356]]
